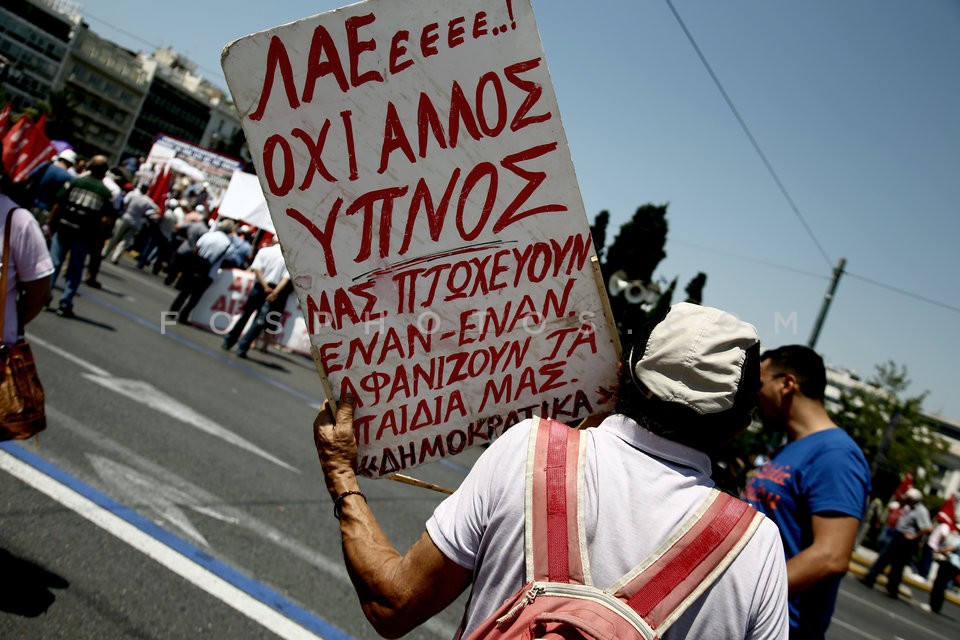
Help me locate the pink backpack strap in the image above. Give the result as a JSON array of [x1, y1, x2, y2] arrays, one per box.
[[526, 416, 589, 585], [612, 490, 763, 633]]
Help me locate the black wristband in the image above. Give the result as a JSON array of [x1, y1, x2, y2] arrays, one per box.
[[333, 490, 366, 520]]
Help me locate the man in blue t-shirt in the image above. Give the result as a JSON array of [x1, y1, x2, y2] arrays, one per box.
[[744, 345, 871, 640], [27, 149, 77, 223]]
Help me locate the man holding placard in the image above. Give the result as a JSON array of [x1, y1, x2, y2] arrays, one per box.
[[223, 3, 787, 636], [313, 303, 788, 638]]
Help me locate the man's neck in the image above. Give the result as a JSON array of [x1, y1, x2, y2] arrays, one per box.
[[787, 400, 836, 441]]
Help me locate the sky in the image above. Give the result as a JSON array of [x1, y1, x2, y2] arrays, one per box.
[[73, 0, 960, 420]]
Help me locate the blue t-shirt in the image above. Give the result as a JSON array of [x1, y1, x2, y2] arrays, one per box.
[[744, 427, 870, 640], [30, 162, 73, 210]]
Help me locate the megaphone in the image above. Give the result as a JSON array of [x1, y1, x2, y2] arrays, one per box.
[[608, 271, 661, 306]]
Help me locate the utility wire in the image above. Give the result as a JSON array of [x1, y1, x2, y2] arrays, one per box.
[[671, 239, 829, 280], [663, 1, 959, 316], [674, 239, 960, 314], [845, 272, 960, 314], [663, 0, 834, 269]]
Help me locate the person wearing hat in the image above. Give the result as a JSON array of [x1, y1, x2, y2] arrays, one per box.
[[311, 303, 788, 639], [924, 506, 959, 614], [25, 148, 77, 226], [744, 345, 871, 638], [861, 487, 932, 598], [919, 509, 955, 581]]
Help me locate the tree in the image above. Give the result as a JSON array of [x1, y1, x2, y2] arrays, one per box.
[[589, 209, 609, 261], [42, 88, 80, 142], [830, 361, 947, 500], [685, 272, 707, 304], [604, 203, 667, 283], [592, 203, 707, 339]]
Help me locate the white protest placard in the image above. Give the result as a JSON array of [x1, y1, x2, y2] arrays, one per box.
[[222, 0, 620, 477]]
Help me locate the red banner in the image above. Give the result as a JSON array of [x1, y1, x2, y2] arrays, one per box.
[[0, 103, 11, 140], [1, 113, 56, 183]]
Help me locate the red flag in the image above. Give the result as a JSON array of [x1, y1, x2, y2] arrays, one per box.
[[0, 103, 11, 140], [1, 113, 56, 183], [148, 164, 173, 207], [936, 496, 956, 531], [892, 472, 913, 501]]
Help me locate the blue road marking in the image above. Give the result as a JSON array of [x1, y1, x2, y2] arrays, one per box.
[[1, 441, 356, 640]]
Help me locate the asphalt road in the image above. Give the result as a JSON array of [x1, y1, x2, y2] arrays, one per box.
[[1, 259, 476, 640], [1, 258, 958, 639]]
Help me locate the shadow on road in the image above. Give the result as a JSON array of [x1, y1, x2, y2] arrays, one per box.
[[0, 548, 69, 617]]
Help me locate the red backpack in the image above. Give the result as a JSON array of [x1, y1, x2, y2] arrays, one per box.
[[462, 418, 763, 640]]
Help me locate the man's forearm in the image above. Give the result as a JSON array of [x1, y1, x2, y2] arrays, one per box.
[[330, 472, 424, 638]]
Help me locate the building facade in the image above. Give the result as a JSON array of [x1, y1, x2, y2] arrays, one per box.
[[0, 0, 79, 110], [1, 0, 244, 165], [59, 25, 148, 161]]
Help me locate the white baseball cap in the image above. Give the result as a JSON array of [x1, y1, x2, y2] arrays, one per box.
[[57, 149, 78, 165], [629, 303, 760, 415]]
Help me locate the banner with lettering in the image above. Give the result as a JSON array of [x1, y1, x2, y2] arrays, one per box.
[[222, 0, 619, 476], [145, 134, 244, 206]]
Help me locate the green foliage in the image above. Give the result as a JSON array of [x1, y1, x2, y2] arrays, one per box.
[[589, 210, 610, 261], [604, 203, 668, 282], [830, 361, 947, 497], [591, 203, 707, 340], [43, 88, 81, 141], [685, 272, 707, 304]]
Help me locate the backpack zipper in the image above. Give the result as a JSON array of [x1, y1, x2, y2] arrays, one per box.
[[495, 581, 655, 638], [496, 584, 546, 628]]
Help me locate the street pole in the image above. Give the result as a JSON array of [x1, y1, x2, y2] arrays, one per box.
[[808, 257, 846, 349]]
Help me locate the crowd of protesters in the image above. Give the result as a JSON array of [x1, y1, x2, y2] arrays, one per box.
[[11, 147, 282, 354]]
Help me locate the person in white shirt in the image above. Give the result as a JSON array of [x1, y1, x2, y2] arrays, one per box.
[[168, 219, 233, 324], [221, 239, 290, 358], [312, 303, 788, 639]]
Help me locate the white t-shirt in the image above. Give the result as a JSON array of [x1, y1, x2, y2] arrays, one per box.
[[427, 415, 788, 639], [0, 198, 54, 344], [249, 244, 288, 286]]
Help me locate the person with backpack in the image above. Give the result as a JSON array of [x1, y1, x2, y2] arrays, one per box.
[[44, 155, 115, 318], [313, 302, 788, 639]]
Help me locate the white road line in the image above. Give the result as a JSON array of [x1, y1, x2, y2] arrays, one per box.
[[829, 618, 881, 639], [0, 449, 327, 640], [29, 334, 298, 473], [44, 403, 456, 640], [30, 334, 111, 377]]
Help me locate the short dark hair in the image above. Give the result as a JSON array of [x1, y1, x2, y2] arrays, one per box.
[[615, 326, 761, 454], [761, 345, 826, 401]]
